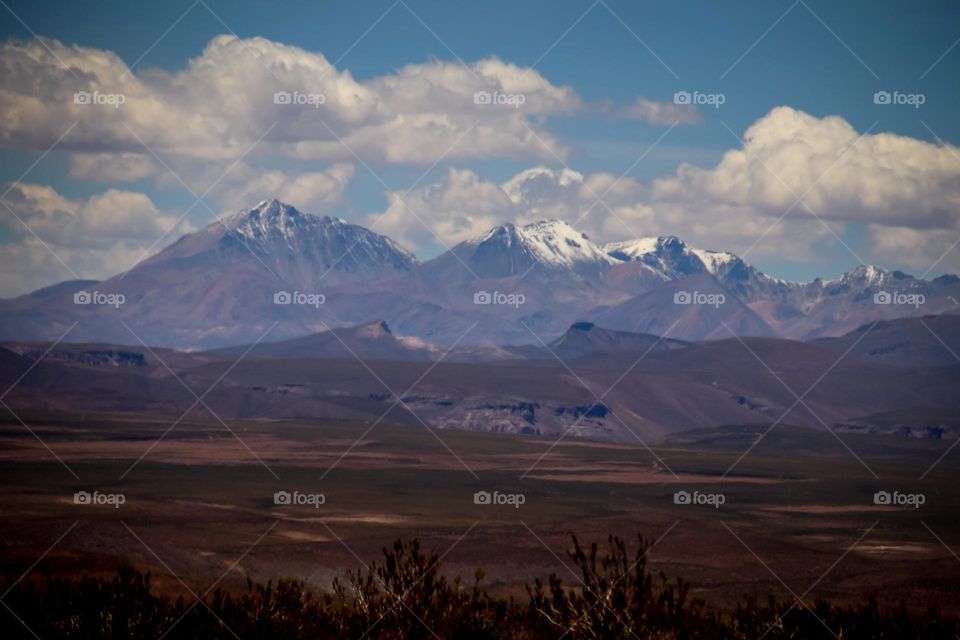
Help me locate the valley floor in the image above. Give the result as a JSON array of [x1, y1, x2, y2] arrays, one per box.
[[0, 411, 958, 615]]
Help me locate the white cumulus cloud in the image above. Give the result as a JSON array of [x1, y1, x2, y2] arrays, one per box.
[[370, 108, 960, 273], [0, 184, 193, 295], [0, 35, 580, 167]]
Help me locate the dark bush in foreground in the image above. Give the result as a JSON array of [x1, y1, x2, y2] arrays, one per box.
[[1, 535, 955, 639]]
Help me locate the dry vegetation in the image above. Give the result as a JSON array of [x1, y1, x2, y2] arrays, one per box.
[[3, 534, 956, 639]]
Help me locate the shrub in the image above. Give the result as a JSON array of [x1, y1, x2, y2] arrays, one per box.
[[0, 534, 954, 639]]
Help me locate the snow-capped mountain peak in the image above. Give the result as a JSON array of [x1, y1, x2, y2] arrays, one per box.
[[146, 200, 417, 281], [473, 219, 615, 269], [604, 236, 713, 278], [690, 248, 739, 275], [516, 219, 615, 267], [606, 235, 748, 275], [223, 199, 312, 240], [604, 236, 663, 260], [602, 235, 793, 300], [831, 264, 892, 287]]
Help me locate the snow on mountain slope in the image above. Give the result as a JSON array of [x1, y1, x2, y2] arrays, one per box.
[[144, 199, 417, 277], [605, 236, 728, 279], [604, 236, 785, 289], [2, 198, 959, 349], [425, 219, 616, 282], [825, 264, 895, 288], [6, 200, 425, 348], [474, 219, 616, 268], [219, 199, 418, 274], [605, 237, 669, 263], [690, 248, 740, 275]]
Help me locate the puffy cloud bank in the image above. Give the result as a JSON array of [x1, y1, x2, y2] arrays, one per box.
[[0, 184, 193, 295], [372, 107, 960, 270], [1, 30, 957, 292], [0, 34, 690, 166]]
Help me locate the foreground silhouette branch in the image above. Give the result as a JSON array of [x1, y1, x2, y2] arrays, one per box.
[[1, 535, 956, 639]]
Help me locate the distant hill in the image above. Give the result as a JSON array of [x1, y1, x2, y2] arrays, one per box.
[[3, 320, 958, 444], [210, 320, 434, 361], [812, 314, 960, 368], [547, 321, 689, 360], [592, 273, 778, 340]]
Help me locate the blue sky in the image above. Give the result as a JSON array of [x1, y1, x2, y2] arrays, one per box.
[[1, 0, 959, 292]]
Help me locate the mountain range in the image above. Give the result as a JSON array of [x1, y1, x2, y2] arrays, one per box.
[[1, 199, 958, 349], [2, 315, 957, 442]]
